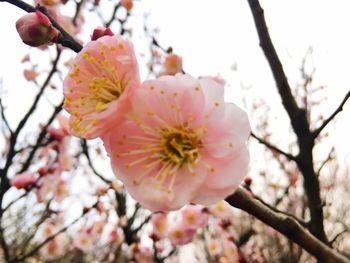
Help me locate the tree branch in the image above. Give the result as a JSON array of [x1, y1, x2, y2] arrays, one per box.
[[226, 187, 349, 263], [81, 140, 111, 184], [251, 132, 296, 161], [312, 90, 350, 139], [247, 0, 328, 243]]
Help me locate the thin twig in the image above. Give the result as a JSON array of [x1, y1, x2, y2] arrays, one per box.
[[105, 3, 120, 28], [312, 90, 350, 139], [81, 140, 111, 184], [0, 98, 12, 134], [19, 100, 63, 173], [16, 215, 83, 261], [251, 132, 297, 161]]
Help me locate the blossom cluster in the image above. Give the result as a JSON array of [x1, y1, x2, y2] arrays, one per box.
[[62, 32, 250, 212]]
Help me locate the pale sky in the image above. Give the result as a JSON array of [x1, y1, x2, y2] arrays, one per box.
[[0, 0, 349, 173]]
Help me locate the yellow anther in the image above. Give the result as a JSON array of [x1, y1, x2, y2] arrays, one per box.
[[82, 52, 90, 59], [118, 43, 124, 49]]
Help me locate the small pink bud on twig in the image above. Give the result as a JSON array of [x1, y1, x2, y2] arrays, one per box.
[[16, 10, 61, 47]]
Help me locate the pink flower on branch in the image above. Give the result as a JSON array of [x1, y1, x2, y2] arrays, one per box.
[[103, 74, 250, 211], [63, 35, 140, 139], [168, 223, 196, 246], [161, 53, 183, 76], [180, 204, 209, 230]]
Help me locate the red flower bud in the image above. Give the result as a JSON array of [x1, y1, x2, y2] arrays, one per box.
[[244, 176, 252, 186], [91, 27, 114, 41], [16, 10, 60, 47]]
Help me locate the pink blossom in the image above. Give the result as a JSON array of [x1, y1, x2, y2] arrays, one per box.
[[150, 212, 168, 239], [168, 223, 196, 246], [16, 10, 60, 47], [54, 179, 68, 202], [121, 0, 133, 11], [103, 74, 250, 211], [131, 244, 153, 263], [207, 239, 222, 257], [64, 35, 140, 139], [161, 53, 183, 76], [209, 201, 232, 220], [58, 137, 73, 171], [11, 172, 37, 189], [23, 69, 39, 81], [40, 236, 66, 260], [180, 205, 208, 230], [107, 227, 124, 245], [74, 228, 94, 251]]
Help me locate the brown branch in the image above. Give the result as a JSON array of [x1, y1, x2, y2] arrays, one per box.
[[0, 96, 12, 135], [72, 0, 85, 26], [81, 139, 111, 184], [226, 187, 349, 263], [104, 3, 120, 28], [312, 90, 350, 139], [246, 0, 305, 134], [15, 215, 83, 262], [19, 100, 63, 174], [251, 132, 296, 161], [247, 0, 328, 243]]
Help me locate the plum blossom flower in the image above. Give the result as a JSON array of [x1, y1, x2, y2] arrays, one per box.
[[40, 236, 66, 260], [64, 35, 140, 139], [150, 212, 168, 239], [74, 228, 94, 251], [210, 201, 233, 220], [103, 74, 250, 211], [168, 223, 196, 246], [180, 205, 209, 230], [161, 53, 183, 76], [131, 244, 153, 263], [107, 227, 124, 245], [11, 172, 37, 189]]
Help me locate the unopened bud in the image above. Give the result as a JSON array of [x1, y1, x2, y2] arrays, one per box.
[[91, 27, 114, 41], [244, 177, 252, 186], [121, 0, 133, 11], [16, 10, 60, 47]]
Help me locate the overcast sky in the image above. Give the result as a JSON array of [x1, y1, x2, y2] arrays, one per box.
[[0, 0, 349, 161]]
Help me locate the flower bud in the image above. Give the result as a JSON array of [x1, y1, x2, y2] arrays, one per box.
[[121, 0, 133, 11], [91, 27, 114, 41], [11, 172, 37, 189], [16, 10, 60, 47]]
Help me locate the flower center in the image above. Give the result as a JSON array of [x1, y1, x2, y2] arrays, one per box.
[[160, 127, 200, 166], [89, 77, 122, 112]]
